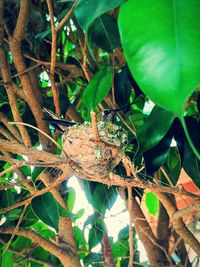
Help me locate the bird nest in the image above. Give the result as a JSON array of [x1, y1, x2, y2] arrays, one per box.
[[62, 121, 128, 179]]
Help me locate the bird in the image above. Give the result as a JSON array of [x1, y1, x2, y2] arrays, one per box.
[[42, 102, 134, 132], [42, 108, 78, 133]]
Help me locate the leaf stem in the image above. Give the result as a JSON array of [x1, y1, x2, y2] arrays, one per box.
[[180, 115, 200, 160]]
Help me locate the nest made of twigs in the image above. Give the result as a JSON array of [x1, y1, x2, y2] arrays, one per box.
[[62, 122, 128, 178]]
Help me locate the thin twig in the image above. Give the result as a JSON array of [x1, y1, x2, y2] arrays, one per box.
[[4, 204, 29, 253], [46, 0, 60, 115], [81, 35, 92, 81], [111, 54, 116, 106], [128, 187, 134, 267], [90, 111, 101, 142], [0, 163, 23, 177], [0, 165, 69, 214], [140, 227, 173, 265], [173, 203, 200, 221], [8, 121, 68, 157], [55, 0, 78, 32]]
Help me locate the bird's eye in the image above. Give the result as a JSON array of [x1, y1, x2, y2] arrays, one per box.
[[104, 109, 109, 114]]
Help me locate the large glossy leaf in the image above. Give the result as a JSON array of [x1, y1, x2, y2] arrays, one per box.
[[0, 251, 13, 267], [82, 181, 117, 214], [172, 117, 200, 188], [0, 190, 16, 208], [119, 0, 200, 117], [137, 105, 173, 152], [75, 0, 126, 31], [31, 192, 59, 232], [88, 224, 104, 249], [11, 236, 32, 251], [182, 118, 200, 188], [183, 140, 200, 189], [114, 66, 132, 107], [144, 126, 173, 174], [83, 67, 112, 111], [73, 226, 86, 250], [88, 14, 120, 53]]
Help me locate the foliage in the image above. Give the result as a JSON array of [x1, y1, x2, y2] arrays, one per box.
[[0, 0, 199, 266]]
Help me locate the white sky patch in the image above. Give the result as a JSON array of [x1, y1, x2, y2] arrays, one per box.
[[64, 176, 148, 261], [40, 70, 51, 86], [143, 100, 155, 115], [170, 138, 177, 147], [68, 177, 93, 230]]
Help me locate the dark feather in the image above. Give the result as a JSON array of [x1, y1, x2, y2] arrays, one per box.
[[42, 108, 78, 132]]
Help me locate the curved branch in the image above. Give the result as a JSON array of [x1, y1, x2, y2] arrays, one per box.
[[0, 226, 79, 267], [13, 0, 29, 41], [0, 112, 22, 142], [173, 203, 200, 220], [6, 0, 49, 146], [0, 7, 31, 146], [0, 165, 69, 213], [0, 238, 55, 267], [155, 192, 200, 256], [0, 139, 61, 162]]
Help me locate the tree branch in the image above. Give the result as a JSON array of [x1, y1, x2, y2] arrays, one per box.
[[0, 139, 62, 162], [55, 0, 78, 32], [46, 0, 60, 115], [155, 192, 200, 255], [0, 112, 22, 142], [173, 203, 200, 221], [0, 4, 31, 146], [13, 0, 29, 41], [0, 226, 80, 267], [7, 0, 49, 146], [0, 239, 55, 267]]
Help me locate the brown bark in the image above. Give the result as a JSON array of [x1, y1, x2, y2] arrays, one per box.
[[102, 234, 116, 267], [156, 202, 170, 251], [129, 197, 170, 266], [5, 0, 48, 146], [0, 1, 31, 147], [155, 192, 200, 256], [0, 227, 81, 267]]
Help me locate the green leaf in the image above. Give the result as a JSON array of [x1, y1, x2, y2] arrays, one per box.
[[83, 211, 100, 228], [182, 117, 200, 188], [11, 236, 32, 251], [75, 208, 84, 219], [119, 0, 200, 117], [137, 106, 173, 153], [0, 250, 13, 267], [161, 147, 181, 186], [57, 202, 71, 217], [67, 187, 76, 211], [83, 253, 103, 265], [183, 140, 200, 188], [73, 226, 86, 249], [31, 167, 45, 182], [145, 192, 159, 216], [82, 182, 117, 214], [118, 226, 129, 240], [144, 126, 173, 174], [88, 14, 120, 53], [114, 66, 132, 107], [83, 67, 112, 111], [31, 193, 59, 232], [112, 241, 128, 258], [75, 0, 126, 31], [88, 226, 103, 249], [0, 190, 16, 208]]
